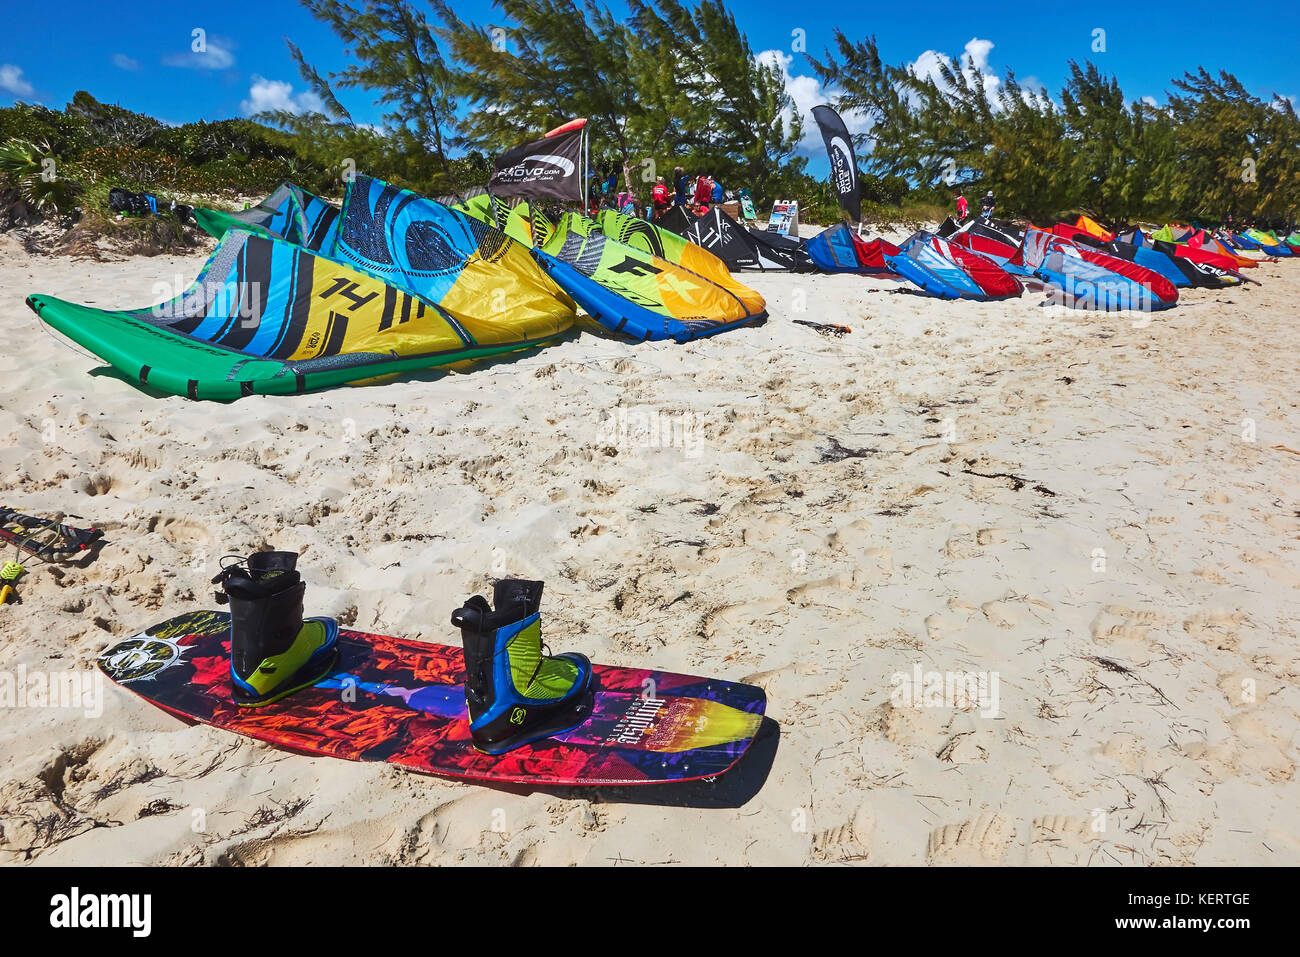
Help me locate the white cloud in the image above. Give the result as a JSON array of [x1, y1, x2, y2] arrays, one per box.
[[0, 64, 35, 97], [241, 76, 324, 116], [163, 38, 235, 71], [1140, 95, 1159, 108], [756, 48, 872, 156], [113, 53, 142, 72], [907, 37, 1001, 98], [963, 38, 994, 74]]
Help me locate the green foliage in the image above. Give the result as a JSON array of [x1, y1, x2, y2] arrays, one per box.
[[3, 6, 1294, 240], [627, 0, 803, 204], [0, 138, 79, 217], [810, 33, 1300, 224], [430, 0, 802, 209], [433, 0, 676, 190], [1167, 69, 1300, 220], [289, 0, 458, 158]]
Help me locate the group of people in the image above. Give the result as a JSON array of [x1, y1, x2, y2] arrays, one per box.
[[953, 188, 997, 223], [652, 168, 725, 217], [590, 162, 733, 221], [593, 164, 730, 221]]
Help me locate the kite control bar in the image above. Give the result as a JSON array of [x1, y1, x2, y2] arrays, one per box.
[[0, 507, 103, 562]]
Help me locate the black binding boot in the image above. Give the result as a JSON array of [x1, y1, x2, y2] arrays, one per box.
[[212, 551, 339, 707], [451, 580, 593, 754]]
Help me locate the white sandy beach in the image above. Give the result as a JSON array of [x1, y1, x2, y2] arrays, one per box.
[[0, 229, 1297, 866]]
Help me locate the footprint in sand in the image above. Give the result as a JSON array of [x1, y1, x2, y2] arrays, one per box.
[[857, 547, 894, 587], [943, 525, 1011, 560], [702, 597, 785, 640], [786, 574, 854, 606], [1094, 735, 1148, 774], [1192, 566, 1233, 586], [391, 797, 483, 859], [1028, 815, 1105, 863], [828, 520, 874, 552], [810, 803, 874, 863], [1183, 609, 1247, 652], [926, 813, 1016, 864], [925, 613, 961, 641], [150, 516, 211, 546], [981, 600, 1019, 629], [1184, 720, 1296, 784], [1239, 552, 1300, 587], [1215, 672, 1273, 708], [943, 525, 982, 560], [739, 511, 794, 545], [1091, 605, 1163, 643], [1033, 814, 1103, 841]]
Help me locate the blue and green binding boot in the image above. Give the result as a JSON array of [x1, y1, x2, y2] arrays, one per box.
[[451, 579, 594, 754], [212, 551, 339, 708]]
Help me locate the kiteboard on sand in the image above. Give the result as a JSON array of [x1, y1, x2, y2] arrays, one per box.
[[98, 611, 767, 787]]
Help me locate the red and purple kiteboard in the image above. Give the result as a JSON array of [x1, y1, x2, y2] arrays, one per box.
[[97, 611, 766, 787]]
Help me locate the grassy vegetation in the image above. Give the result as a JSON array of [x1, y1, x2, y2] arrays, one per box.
[[0, 93, 346, 255], [0, 89, 967, 258]]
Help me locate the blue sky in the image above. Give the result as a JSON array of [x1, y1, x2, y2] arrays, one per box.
[[3, 0, 1297, 170]]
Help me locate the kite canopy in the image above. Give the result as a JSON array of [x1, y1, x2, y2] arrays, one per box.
[[886, 233, 1022, 301], [457, 193, 766, 342], [1154, 236, 1255, 270], [27, 230, 570, 400], [333, 176, 578, 336], [656, 206, 815, 272], [1074, 215, 1113, 241], [1076, 227, 1237, 287], [595, 208, 736, 281], [1226, 230, 1264, 250], [1046, 227, 1180, 302], [805, 223, 862, 272], [950, 222, 1020, 260], [744, 226, 819, 273], [1014, 228, 1177, 311], [592, 207, 768, 312], [1244, 228, 1293, 255], [805, 223, 898, 274], [194, 182, 341, 252], [1150, 225, 1256, 268], [1067, 232, 1210, 288]]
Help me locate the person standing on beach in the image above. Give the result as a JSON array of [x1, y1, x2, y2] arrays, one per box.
[[980, 190, 996, 222], [693, 172, 713, 211], [652, 176, 670, 217], [955, 190, 969, 220], [673, 167, 688, 207]]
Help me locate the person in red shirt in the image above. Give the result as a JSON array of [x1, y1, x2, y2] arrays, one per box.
[[955, 190, 969, 220], [693, 172, 713, 210], [651, 176, 671, 217]]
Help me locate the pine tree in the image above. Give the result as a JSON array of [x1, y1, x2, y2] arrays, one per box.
[[306, 0, 455, 157], [433, 0, 679, 194], [630, 0, 804, 202]]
